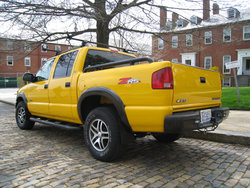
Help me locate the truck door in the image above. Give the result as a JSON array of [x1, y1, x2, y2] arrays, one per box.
[[27, 58, 55, 116], [48, 50, 78, 121]]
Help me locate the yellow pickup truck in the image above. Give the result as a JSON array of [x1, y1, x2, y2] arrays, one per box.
[[16, 46, 229, 161]]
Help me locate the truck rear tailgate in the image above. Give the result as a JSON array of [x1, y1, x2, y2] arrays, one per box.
[[171, 63, 221, 112]]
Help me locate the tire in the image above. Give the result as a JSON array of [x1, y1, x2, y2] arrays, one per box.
[[16, 101, 34, 130], [84, 106, 123, 162], [152, 133, 181, 143]]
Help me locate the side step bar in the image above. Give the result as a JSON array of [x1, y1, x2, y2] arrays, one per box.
[[30, 117, 82, 131]]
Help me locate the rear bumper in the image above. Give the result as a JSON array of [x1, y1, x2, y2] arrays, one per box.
[[164, 107, 229, 134]]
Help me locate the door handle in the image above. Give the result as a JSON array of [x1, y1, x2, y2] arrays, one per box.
[[65, 82, 71, 88], [44, 84, 48, 89]]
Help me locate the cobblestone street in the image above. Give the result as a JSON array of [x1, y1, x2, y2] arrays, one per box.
[[0, 103, 250, 188]]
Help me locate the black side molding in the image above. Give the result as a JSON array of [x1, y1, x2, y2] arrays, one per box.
[[30, 117, 82, 131], [16, 92, 28, 107]]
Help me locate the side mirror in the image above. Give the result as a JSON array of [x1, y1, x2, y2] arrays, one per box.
[[23, 72, 35, 82]]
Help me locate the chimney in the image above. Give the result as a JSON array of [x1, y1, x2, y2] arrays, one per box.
[[203, 0, 210, 20], [172, 12, 179, 28], [213, 3, 219, 15], [160, 6, 167, 30]]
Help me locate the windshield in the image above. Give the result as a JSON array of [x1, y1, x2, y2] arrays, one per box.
[[36, 58, 55, 81]]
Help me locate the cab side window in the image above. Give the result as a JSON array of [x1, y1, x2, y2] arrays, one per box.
[[36, 58, 55, 81], [53, 50, 78, 79]]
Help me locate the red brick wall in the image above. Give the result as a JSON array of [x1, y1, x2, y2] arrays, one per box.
[[0, 41, 70, 76], [152, 20, 250, 76]]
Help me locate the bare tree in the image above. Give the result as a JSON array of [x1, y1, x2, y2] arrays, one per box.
[[0, 0, 160, 48]]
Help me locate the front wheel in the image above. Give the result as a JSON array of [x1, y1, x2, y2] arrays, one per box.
[[152, 133, 181, 143], [16, 101, 34, 130], [84, 107, 123, 162]]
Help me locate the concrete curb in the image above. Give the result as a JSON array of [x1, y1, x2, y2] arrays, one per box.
[[183, 130, 250, 146], [0, 100, 15, 106]]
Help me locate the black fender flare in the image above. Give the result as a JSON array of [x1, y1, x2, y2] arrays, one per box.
[[77, 87, 131, 130], [16, 92, 27, 107]]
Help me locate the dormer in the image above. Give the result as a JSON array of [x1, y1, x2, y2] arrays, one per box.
[[176, 19, 183, 28], [176, 19, 189, 28], [190, 15, 202, 25], [166, 21, 173, 31], [227, 8, 240, 19]]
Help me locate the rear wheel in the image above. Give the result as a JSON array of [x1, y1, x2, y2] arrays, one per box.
[[16, 101, 34, 130], [152, 133, 181, 143], [84, 106, 123, 162]]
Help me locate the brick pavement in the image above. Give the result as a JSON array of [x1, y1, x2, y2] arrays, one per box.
[[0, 108, 250, 187]]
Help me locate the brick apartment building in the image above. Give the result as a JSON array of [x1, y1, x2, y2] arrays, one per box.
[[0, 38, 71, 87], [152, 0, 250, 87]]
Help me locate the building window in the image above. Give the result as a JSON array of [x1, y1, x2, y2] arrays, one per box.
[[7, 41, 13, 50], [24, 57, 31, 67], [186, 34, 192, 46], [223, 77, 231, 87], [24, 42, 31, 51], [172, 58, 178, 63], [55, 45, 61, 51], [204, 31, 212, 44], [7, 56, 14, 66], [41, 58, 47, 66], [223, 55, 231, 74], [158, 38, 164, 49], [223, 28, 231, 42], [172, 36, 178, 48], [204, 56, 212, 69], [243, 26, 250, 40], [41, 44, 47, 52]]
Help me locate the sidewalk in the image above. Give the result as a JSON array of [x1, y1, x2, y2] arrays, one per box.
[[0, 88, 250, 145], [0, 88, 18, 105]]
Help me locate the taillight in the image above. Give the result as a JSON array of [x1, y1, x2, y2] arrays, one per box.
[[152, 67, 173, 89]]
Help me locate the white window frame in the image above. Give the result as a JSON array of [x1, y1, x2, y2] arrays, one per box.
[[223, 55, 231, 74], [171, 58, 178, 63], [243, 26, 250, 41], [223, 28, 231, 42], [41, 58, 48, 66], [158, 38, 164, 49], [24, 57, 31, 67], [41, 44, 47, 52], [204, 31, 212, 44], [204, 56, 212, 69], [55, 45, 61, 51], [223, 77, 231, 87], [7, 56, 14, 66], [186, 34, 193, 46], [24, 42, 31, 51], [172, 36, 178, 48]]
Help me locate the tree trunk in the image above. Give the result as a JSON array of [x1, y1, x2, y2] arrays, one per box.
[[94, 0, 110, 47], [96, 20, 110, 47]]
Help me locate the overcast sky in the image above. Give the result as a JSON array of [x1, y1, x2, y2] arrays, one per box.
[[158, 0, 250, 19]]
